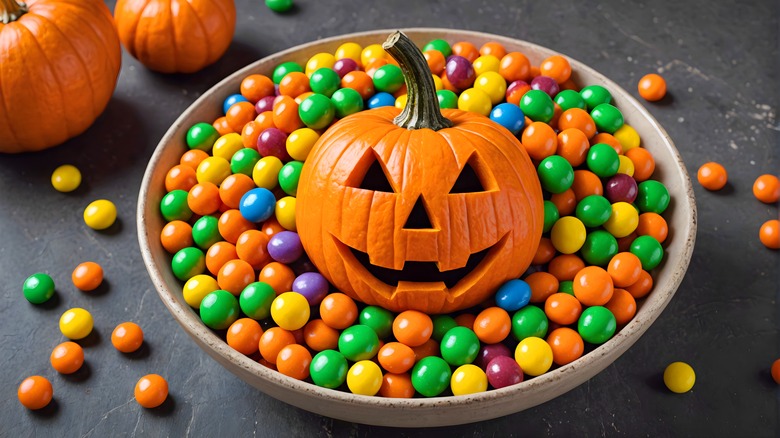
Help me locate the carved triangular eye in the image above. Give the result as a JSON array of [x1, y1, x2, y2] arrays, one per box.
[[348, 151, 395, 192], [450, 161, 486, 193]]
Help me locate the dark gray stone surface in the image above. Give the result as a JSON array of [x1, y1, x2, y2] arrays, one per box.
[[1, 0, 777, 436]]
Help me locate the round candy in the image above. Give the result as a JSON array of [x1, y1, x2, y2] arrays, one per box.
[[603, 202, 639, 238], [286, 128, 320, 162], [423, 39, 452, 58], [581, 230, 619, 266], [333, 57, 359, 77], [580, 85, 612, 109], [267, 231, 303, 263], [299, 94, 335, 130], [373, 64, 405, 93], [554, 89, 586, 111], [192, 216, 221, 249], [111, 322, 144, 353], [530, 75, 559, 98], [587, 143, 620, 178], [519, 89, 555, 123], [278, 161, 303, 196], [135, 374, 168, 408], [457, 88, 492, 116], [431, 315, 458, 341], [495, 279, 532, 312], [697, 162, 728, 191], [537, 155, 574, 194], [753, 174, 780, 203], [511, 305, 548, 341], [474, 71, 508, 104], [573, 266, 614, 306], [223, 94, 249, 115], [338, 325, 380, 362], [199, 290, 239, 330], [160, 190, 192, 222], [577, 306, 617, 344], [292, 272, 329, 306], [51, 164, 81, 192], [575, 195, 612, 228], [331, 87, 364, 118], [272, 61, 304, 84], [760, 219, 780, 249], [771, 359, 780, 384], [630, 235, 664, 270], [309, 68, 340, 97], [514, 337, 553, 376], [310, 350, 348, 389], [605, 174, 639, 203], [440, 326, 480, 366], [50, 341, 84, 374], [359, 305, 395, 339], [411, 356, 451, 397], [275, 196, 297, 231], [23, 272, 55, 304], [84, 199, 117, 230], [663, 362, 695, 393], [239, 282, 276, 319], [473, 307, 511, 344], [18, 376, 53, 410], [393, 310, 433, 347], [257, 128, 291, 161], [347, 360, 383, 396], [450, 364, 488, 395], [550, 216, 586, 254], [590, 103, 624, 134], [486, 356, 523, 389], [368, 92, 396, 109], [614, 124, 641, 152], [542, 200, 560, 233], [473, 343, 511, 370], [271, 292, 310, 331], [71, 261, 104, 292], [489, 102, 525, 135], [171, 247, 205, 281], [239, 188, 276, 223], [196, 156, 232, 185], [445, 55, 475, 89], [638, 73, 667, 101], [437, 89, 458, 109], [253, 156, 284, 189], [59, 307, 93, 340], [187, 122, 219, 151], [183, 275, 219, 308], [635, 180, 670, 214]]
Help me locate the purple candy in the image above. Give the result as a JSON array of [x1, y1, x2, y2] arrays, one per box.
[[506, 80, 530, 99], [255, 95, 276, 113], [267, 231, 303, 264], [531, 75, 560, 98], [486, 356, 524, 389], [274, 83, 281, 96], [474, 343, 512, 370], [605, 173, 639, 203], [445, 55, 475, 90], [292, 272, 330, 306], [333, 58, 360, 78], [257, 128, 292, 161]]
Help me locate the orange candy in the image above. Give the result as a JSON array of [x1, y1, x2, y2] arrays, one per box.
[[205, 241, 238, 276], [262, 216, 286, 238], [605, 288, 637, 325], [532, 237, 556, 265], [760, 219, 779, 249], [258, 262, 296, 294], [341, 71, 375, 100], [452, 41, 480, 62], [544, 293, 582, 325], [771, 359, 780, 384], [180, 149, 210, 170], [637, 212, 669, 243], [590, 132, 622, 155], [218, 209, 255, 244], [18, 376, 53, 410], [539, 55, 571, 84], [235, 230, 272, 270], [226, 318, 263, 355], [278, 71, 311, 98], [241, 121, 264, 149], [697, 162, 728, 191], [272, 96, 304, 134], [218, 259, 255, 295], [573, 266, 614, 306], [276, 344, 312, 380], [320, 293, 359, 330], [625, 269, 653, 299], [392, 310, 433, 347], [50, 341, 85, 374], [547, 327, 584, 366], [521, 121, 557, 160], [557, 128, 590, 167], [548, 254, 586, 282], [240, 74, 275, 103], [550, 188, 577, 216], [111, 322, 144, 353], [219, 174, 256, 209], [525, 271, 560, 303], [134, 374, 168, 408], [188, 182, 221, 216], [454, 313, 476, 331], [637, 73, 667, 102], [303, 319, 340, 351], [473, 307, 511, 344], [379, 373, 415, 398], [213, 116, 233, 135], [72, 261, 104, 291], [410, 338, 440, 362], [225, 101, 257, 133], [378, 342, 416, 374], [625, 148, 655, 182], [607, 252, 643, 288], [499, 52, 531, 82], [571, 170, 604, 201], [558, 108, 596, 139], [479, 41, 506, 59], [165, 164, 197, 192], [160, 220, 194, 254], [423, 50, 446, 75], [753, 174, 780, 203], [258, 327, 296, 364]]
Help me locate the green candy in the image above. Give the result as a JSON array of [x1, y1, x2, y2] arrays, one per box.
[[272, 61, 304, 84], [23, 273, 55, 304], [265, 0, 293, 12], [278, 161, 303, 196], [590, 103, 624, 134], [192, 216, 221, 249], [372, 64, 405, 93], [171, 247, 205, 281], [331, 88, 364, 118], [160, 189, 193, 222], [436, 90, 458, 109], [298, 93, 335, 130], [537, 155, 574, 194], [239, 282, 276, 320], [411, 356, 452, 397], [310, 350, 348, 389], [579, 85, 612, 110], [338, 325, 379, 362], [576, 195, 612, 227], [519, 89, 555, 123], [186, 122, 219, 151], [359, 306, 395, 339], [422, 39, 452, 58], [581, 230, 619, 266], [231, 148, 261, 176], [578, 306, 617, 344], [310, 68, 341, 97], [431, 315, 458, 342], [543, 200, 560, 233], [630, 235, 664, 270], [511, 305, 548, 341], [635, 180, 670, 214], [587, 143, 620, 178], [440, 326, 480, 366], [554, 89, 587, 111], [559, 280, 574, 295], [199, 290, 239, 330]]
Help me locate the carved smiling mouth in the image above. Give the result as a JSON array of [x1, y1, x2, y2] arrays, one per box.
[[333, 234, 508, 290]]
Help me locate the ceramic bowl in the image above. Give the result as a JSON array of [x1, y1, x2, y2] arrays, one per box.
[[137, 28, 696, 427]]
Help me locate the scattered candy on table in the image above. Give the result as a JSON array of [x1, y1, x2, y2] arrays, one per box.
[[112, 322, 145, 353], [759, 219, 779, 250], [72, 261, 104, 291], [637, 73, 667, 102], [663, 361, 695, 393], [23, 272, 55, 304], [59, 308, 94, 340], [83, 199, 118, 230], [134, 374, 169, 408], [753, 174, 780, 204], [51, 164, 82, 192], [50, 341, 85, 374], [697, 162, 728, 191], [17, 376, 53, 410]]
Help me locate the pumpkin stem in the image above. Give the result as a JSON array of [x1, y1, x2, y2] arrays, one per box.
[[0, 0, 27, 23], [383, 31, 453, 131]]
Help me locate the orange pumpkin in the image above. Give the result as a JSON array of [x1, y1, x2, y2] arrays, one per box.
[[0, 0, 121, 153], [114, 0, 235, 74], [297, 32, 544, 313]]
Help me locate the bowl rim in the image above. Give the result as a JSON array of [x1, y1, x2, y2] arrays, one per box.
[[137, 27, 697, 426]]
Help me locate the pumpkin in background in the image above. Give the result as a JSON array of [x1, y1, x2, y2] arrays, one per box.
[[297, 32, 544, 314], [0, 0, 121, 154], [114, 0, 236, 74]]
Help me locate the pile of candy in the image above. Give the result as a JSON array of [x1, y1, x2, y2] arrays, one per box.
[[157, 36, 677, 398]]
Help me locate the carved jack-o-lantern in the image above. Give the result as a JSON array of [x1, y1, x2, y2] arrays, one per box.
[[296, 32, 543, 313]]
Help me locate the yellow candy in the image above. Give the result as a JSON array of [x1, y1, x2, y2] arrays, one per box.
[[276, 196, 297, 231], [361, 44, 387, 68], [472, 55, 501, 75], [252, 156, 283, 189], [51, 164, 81, 193], [59, 308, 93, 340], [473, 71, 507, 105], [614, 124, 640, 151], [196, 156, 231, 186], [450, 364, 488, 396], [457, 88, 492, 116], [346, 360, 383, 396], [664, 362, 695, 393], [550, 216, 586, 254], [286, 128, 320, 162], [617, 155, 635, 176], [211, 133, 244, 161], [334, 42, 363, 63], [183, 275, 219, 309], [305, 53, 336, 77], [603, 202, 639, 238], [83, 199, 117, 230], [394, 94, 408, 110], [271, 292, 311, 331], [432, 74, 443, 91], [514, 337, 553, 376]]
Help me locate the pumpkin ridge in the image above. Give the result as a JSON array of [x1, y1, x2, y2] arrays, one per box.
[[0, 26, 23, 145], [166, 0, 178, 69], [115, 0, 152, 59], [133, 0, 158, 69], [201, 0, 232, 40], [177, 0, 211, 68]]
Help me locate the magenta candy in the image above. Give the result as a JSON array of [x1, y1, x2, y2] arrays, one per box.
[[333, 58, 359, 78], [530, 76, 560, 98], [506, 80, 530, 99], [445, 55, 475, 90], [474, 343, 512, 370], [267, 231, 303, 263], [255, 95, 277, 113], [605, 173, 639, 203], [486, 356, 524, 389], [257, 128, 292, 161], [292, 272, 329, 305]]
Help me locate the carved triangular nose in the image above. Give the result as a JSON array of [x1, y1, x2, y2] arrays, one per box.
[[404, 196, 433, 229]]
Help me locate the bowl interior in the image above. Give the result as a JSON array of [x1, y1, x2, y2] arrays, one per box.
[[137, 28, 696, 427]]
